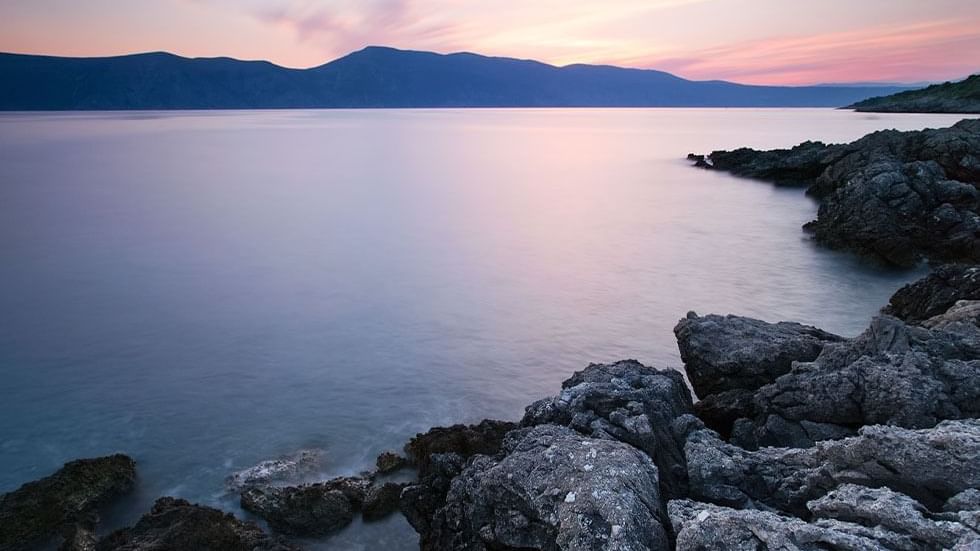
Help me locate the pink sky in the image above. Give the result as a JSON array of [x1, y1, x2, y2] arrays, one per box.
[[1, 0, 978, 85]]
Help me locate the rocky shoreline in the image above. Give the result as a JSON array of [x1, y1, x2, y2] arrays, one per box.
[[3, 263, 979, 550], [3, 122, 980, 550], [688, 119, 980, 267]]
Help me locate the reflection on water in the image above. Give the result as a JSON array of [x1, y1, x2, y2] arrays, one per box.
[[0, 108, 964, 548]]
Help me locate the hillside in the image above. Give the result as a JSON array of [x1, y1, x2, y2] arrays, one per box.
[[0, 46, 910, 110], [850, 74, 980, 113]]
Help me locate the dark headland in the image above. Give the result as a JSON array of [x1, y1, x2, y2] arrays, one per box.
[[0, 46, 912, 110], [849, 74, 980, 113]]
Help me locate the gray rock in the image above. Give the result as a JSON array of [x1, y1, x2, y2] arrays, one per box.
[[0, 454, 136, 551], [686, 419, 980, 516], [884, 264, 980, 323], [240, 475, 372, 536], [674, 312, 844, 398], [521, 360, 694, 500], [945, 489, 980, 513], [427, 424, 669, 551], [375, 450, 408, 474], [692, 388, 756, 439], [96, 497, 298, 551], [225, 448, 323, 492], [362, 482, 408, 522]]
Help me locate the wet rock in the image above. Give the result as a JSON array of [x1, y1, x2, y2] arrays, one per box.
[[97, 497, 297, 551], [674, 312, 844, 397], [884, 264, 980, 323], [427, 424, 670, 550], [686, 419, 980, 517], [240, 476, 371, 537], [362, 482, 408, 522], [808, 484, 978, 549], [225, 449, 323, 492], [691, 119, 980, 266], [0, 454, 136, 551], [521, 360, 694, 499], [403, 419, 517, 474], [375, 450, 407, 474], [734, 315, 980, 448]]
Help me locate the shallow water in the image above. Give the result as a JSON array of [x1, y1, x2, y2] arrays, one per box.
[[0, 108, 966, 547]]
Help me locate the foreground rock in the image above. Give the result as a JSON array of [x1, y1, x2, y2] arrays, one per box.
[[884, 263, 980, 323], [427, 424, 670, 550], [690, 119, 980, 266], [97, 497, 298, 551], [0, 454, 136, 551]]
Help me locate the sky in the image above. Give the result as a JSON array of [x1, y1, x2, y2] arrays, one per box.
[[1, 0, 978, 85]]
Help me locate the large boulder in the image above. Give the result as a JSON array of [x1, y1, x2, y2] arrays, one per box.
[[96, 497, 298, 551], [674, 312, 844, 398], [0, 454, 136, 551], [884, 264, 980, 323], [522, 360, 694, 500], [685, 419, 980, 517], [426, 424, 670, 550]]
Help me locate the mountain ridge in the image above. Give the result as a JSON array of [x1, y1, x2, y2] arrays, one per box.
[[0, 45, 914, 110]]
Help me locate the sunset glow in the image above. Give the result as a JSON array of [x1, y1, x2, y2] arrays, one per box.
[[1, 0, 978, 85]]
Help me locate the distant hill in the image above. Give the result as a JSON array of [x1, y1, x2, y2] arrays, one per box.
[[0, 46, 912, 110], [849, 75, 980, 113]]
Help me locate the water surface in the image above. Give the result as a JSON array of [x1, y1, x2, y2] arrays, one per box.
[[0, 108, 965, 548]]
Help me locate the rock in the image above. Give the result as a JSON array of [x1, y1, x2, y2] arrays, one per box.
[[96, 497, 297, 551], [0, 454, 136, 551], [808, 484, 978, 549], [691, 120, 980, 266], [692, 388, 756, 439], [225, 448, 323, 492], [521, 360, 694, 500], [403, 419, 517, 475], [363, 482, 408, 521], [922, 299, 980, 330], [426, 424, 670, 550], [375, 450, 407, 474], [240, 475, 371, 537], [400, 453, 466, 537], [685, 419, 980, 517], [674, 312, 844, 398], [850, 74, 980, 114], [734, 315, 980, 448], [884, 264, 980, 323], [945, 489, 980, 512]]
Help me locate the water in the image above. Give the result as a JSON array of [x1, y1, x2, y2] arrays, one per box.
[[0, 108, 966, 548]]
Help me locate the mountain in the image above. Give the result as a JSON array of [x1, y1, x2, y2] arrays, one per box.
[[0, 46, 911, 110], [849, 75, 980, 113]]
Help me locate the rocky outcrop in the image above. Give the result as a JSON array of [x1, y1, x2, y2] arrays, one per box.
[[0, 454, 136, 551], [849, 74, 980, 114], [225, 449, 323, 492], [96, 497, 298, 551], [375, 450, 408, 474], [425, 424, 670, 550], [884, 263, 980, 323], [690, 119, 980, 266], [240, 475, 372, 536], [674, 313, 843, 398], [522, 360, 694, 499]]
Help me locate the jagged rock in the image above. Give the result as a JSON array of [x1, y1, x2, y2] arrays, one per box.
[[674, 312, 844, 397], [400, 453, 466, 538], [0, 454, 136, 551], [403, 419, 517, 474], [734, 315, 980, 448], [922, 299, 980, 330], [225, 448, 323, 491], [685, 419, 980, 517], [692, 388, 756, 439], [96, 497, 297, 551], [240, 475, 371, 536], [362, 482, 408, 522], [426, 424, 670, 550], [521, 360, 694, 500], [375, 450, 407, 474], [884, 264, 980, 323], [691, 120, 980, 266], [808, 484, 978, 549]]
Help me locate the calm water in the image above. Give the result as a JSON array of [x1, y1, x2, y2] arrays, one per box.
[[0, 109, 966, 548]]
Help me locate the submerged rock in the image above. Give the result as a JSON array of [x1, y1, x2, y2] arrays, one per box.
[[427, 424, 670, 550], [225, 448, 323, 492], [0, 454, 136, 551], [97, 497, 297, 551], [690, 119, 980, 266], [884, 264, 980, 323], [522, 360, 694, 499]]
